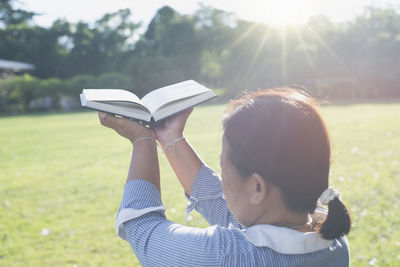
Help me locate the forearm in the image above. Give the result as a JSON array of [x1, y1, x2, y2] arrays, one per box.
[[163, 138, 202, 195], [127, 140, 160, 192]]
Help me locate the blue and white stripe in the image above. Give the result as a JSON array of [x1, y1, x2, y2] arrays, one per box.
[[116, 164, 350, 266]]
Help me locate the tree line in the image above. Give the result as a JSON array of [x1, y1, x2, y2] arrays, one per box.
[[1, 0, 400, 113]]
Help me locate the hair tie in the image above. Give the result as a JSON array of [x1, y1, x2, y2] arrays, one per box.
[[319, 187, 340, 205]]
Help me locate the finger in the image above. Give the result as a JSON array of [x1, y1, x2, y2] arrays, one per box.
[[99, 112, 117, 129], [99, 112, 132, 130], [98, 112, 110, 126], [182, 107, 193, 117], [154, 117, 169, 132], [155, 119, 166, 129], [165, 107, 193, 124], [179, 107, 193, 121]]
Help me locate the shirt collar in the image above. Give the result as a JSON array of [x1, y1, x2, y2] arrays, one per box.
[[238, 224, 339, 254]]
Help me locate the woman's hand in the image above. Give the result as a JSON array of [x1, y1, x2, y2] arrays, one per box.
[[154, 107, 200, 194], [155, 107, 193, 148], [98, 112, 155, 143]]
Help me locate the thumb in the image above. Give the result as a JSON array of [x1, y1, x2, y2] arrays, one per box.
[[180, 107, 193, 120], [98, 112, 126, 130]]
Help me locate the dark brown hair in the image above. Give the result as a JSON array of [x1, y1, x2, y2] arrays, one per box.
[[222, 88, 351, 240]]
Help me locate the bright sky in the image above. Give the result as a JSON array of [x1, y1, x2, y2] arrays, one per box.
[[18, 0, 400, 28]]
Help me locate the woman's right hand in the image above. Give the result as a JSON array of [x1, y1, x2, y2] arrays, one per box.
[[155, 107, 193, 148], [98, 112, 155, 143]]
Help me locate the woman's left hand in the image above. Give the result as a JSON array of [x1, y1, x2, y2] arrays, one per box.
[[98, 112, 155, 143], [155, 107, 193, 148]]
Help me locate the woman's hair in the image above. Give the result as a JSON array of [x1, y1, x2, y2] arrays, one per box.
[[222, 88, 351, 240]]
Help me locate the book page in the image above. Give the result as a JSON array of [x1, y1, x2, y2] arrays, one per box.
[[83, 100, 152, 122], [83, 89, 144, 105], [152, 91, 216, 122], [141, 80, 211, 114]]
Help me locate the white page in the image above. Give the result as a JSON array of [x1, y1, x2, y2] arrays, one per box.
[[141, 80, 211, 114], [83, 89, 143, 105], [152, 91, 216, 121], [83, 99, 152, 122]]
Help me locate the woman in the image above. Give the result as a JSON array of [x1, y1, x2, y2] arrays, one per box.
[[99, 88, 351, 266]]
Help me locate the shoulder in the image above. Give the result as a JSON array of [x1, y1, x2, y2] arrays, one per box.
[[220, 225, 350, 266], [333, 235, 351, 263]]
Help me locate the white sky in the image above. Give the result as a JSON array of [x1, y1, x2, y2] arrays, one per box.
[[18, 0, 400, 28]]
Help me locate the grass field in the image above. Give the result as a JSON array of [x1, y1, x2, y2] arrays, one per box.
[[1, 103, 399, 266]]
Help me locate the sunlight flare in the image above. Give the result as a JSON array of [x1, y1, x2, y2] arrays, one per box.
[[247, 0, 313, 26], [229, 22, 260, 49], [305, 24, 348, 69], [246, 27, 272, 76], [293, 26, 317, 76], [281, 27, 287, 84]]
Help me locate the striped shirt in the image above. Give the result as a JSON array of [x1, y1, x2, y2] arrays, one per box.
[[116, 164, 350, 266]]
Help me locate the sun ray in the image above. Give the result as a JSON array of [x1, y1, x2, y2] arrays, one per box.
[[305, 24, 349, 70], [281, 27, 287, 84], [246, 27, 272, 76], [293, 26, 317, 77], [228, 22, 260, 49]]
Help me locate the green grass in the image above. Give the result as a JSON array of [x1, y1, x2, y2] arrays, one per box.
[[0, 103, 399, 266]]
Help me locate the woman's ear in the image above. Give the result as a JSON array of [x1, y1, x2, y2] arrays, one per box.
[[248, 173, 268, 205]]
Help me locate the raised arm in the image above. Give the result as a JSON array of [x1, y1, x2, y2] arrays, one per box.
[[98, 111, 246, 266], [155, 109, 242, 228], [98, 112, 160, 189], [155, 108, 201, 195]]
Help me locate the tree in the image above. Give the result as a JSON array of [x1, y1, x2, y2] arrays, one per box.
[[0, 0, 36, 27], [123, 6, 203, 93], [61, 8, 139, 77]]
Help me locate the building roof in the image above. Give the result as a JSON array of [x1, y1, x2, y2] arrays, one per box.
[[0, 59, 35, 71]]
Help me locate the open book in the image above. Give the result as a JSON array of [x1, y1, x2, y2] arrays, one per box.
[[80, 80, 216, 123]]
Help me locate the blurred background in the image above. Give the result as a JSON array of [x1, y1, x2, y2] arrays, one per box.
[[1, 1, 400, 266], [1, 0, 400, 113]]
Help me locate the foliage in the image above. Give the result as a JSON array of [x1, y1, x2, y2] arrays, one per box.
[[0, 0, 36, 27], [0, 104, 399, 266], [0, 72, 133, 113], [0, 5, 139, 78], [1, 2, 400, 114]]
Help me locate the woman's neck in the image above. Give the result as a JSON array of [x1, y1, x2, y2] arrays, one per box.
[[256, 209, 310, 229], [248, 187, 311, 231]]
